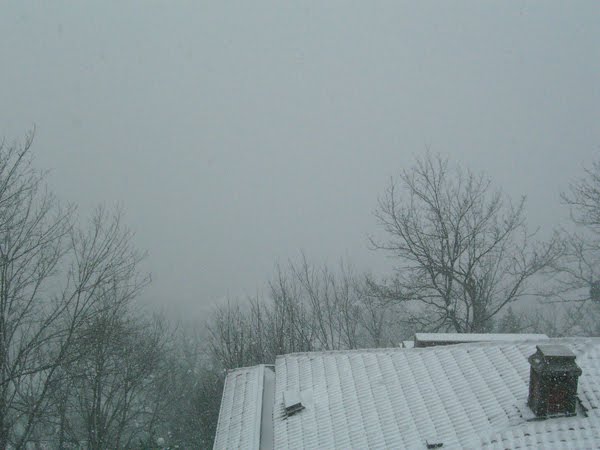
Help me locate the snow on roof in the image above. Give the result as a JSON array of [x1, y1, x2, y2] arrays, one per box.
[[414, 332, 549, 343], [473, 416, 600, 449], [273, 338, 600, 449], [401, 340, 414, 348], [213, 364, 274, 450], [214, 338, 600, 449]]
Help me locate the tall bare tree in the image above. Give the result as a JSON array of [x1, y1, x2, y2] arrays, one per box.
[[0, 134, 149, 447], [207, 255, 409, 374], [562, 159, 600, 230], [155, 324, 224, 449], [369, 152, 559, 332], [60, 309, 166, 449], [546, 158, 600, 335]]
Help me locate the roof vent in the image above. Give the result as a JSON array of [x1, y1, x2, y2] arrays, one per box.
[[527, 344, 582, 418], [283, 390, 304, 417]]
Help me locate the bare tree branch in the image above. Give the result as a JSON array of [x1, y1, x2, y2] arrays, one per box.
[[369, 152, 560, 332]]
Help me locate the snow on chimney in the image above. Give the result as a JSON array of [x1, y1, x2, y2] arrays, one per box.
[[527, 344, 582, 418]]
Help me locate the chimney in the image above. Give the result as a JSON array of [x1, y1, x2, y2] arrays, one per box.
[[527, 344, 582, 418]]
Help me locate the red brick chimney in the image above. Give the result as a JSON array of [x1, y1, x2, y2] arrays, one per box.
[[528, 344, 582, 418]]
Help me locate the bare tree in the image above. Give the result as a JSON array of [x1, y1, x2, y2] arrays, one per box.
[[554, 158, 600, 300], [369, 152, 559, 333], [0, 134, 150, 447], [61, 308, 166, 449], [562, 159, 600, 230], [357, 280, 410, 347], [156, 324, 224, 449], [269, 256, 374, 352], [207, 255, 407, 374], [0, 133, 73, 448], [543, 157, 600, 336], [207, 300, 259, 370], [266, 263, 315, 355], [290, 255, 360, 350]]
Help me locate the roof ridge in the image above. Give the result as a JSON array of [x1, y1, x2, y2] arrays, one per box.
[[226, 363, 274, 373], [276, 337, 600, 360], [276, 346, 404, 359]]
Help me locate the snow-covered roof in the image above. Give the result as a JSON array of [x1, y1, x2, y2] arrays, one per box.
[[214, 338, 600, 449], [414, 332, 548, 344], [401, 340, 414, 348], [213, 364, 274, 450]]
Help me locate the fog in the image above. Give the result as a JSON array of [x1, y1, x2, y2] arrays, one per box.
[[1, 1, 599, 316]]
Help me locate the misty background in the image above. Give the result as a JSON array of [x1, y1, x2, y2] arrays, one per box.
[[1, 1, 599, 317]]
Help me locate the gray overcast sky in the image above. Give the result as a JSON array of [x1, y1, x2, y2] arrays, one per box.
[[1, 1, 599, 316]]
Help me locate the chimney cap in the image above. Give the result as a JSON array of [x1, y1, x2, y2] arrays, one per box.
[[536, 344, 576, 359], [529, 344, 582, 376]]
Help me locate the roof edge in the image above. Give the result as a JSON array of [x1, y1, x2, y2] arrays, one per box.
[[275, 337, 600, 360], [213, 364, 273, 450], [252, 365, 266, 449]]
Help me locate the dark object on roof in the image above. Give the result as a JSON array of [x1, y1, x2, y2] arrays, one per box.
[[283, 391, 304, 417], [528, 344, 582, 418]]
